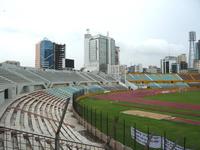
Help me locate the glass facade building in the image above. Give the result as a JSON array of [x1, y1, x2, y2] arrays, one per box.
[[195, 40, 200, 60], [35, 38, 66, 70], [84, 33, 120, 73], [40, 40, 54, 69]]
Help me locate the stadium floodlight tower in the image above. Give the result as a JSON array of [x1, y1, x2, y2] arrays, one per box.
[[188, 31, 196, 68]]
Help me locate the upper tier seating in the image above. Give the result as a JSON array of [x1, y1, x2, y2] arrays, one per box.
[[87, 73, 106, 82], [191, 74, 200, 80], [127, 74, 181, 81], [178, 74, 193, 80], [129, 74, 150, 80], [97, 72, 116, 82], [86, 85, 105, 93], [147, 74, 181, 81], [10, 67, 47, 83], [0, 76, 13, 86], [30, 70, 88, 83], [0, 68, 30, 84]]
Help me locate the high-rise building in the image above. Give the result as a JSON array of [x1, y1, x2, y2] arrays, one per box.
[[84, 30, 120, 73], [115, 46, 120, 65], [160, 56, 178, 73], [37, 38, 54, 69], [145, 66, 160, 73], [128, 64, 143, 73], [195, 40, 200, 60], [188, 31, 196, 68], [193, 40, 200, 71], [84, 29, 92, 68], [177, 54, 188, 71], [53, 43, 65, 70], [35, 38, 66, 70], [193, 59, 200, 71], [177, 54, 187, 64], [35, 43, 41, 68]]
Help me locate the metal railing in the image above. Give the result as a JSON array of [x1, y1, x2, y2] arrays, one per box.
[[0, 126, 104, 150]]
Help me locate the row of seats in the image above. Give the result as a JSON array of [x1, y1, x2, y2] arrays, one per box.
[[46, 84, 127, 97], [30, 70, 88, 83], [98, 72, 116, 82], [127, 73, 200, 82], [12, 67, 47, 83], [0, 76, 12, 86], [145, 82, 189, 88], [0, 128, 103, 150], [179, 74, 200, 80], [0, 90, 103, 149], [128, 74, 181, 81], [0, 65, 118, 85], [0, 68, 30, 84]]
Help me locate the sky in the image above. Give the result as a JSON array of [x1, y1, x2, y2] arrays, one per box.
[[0, 0, 200, 69]]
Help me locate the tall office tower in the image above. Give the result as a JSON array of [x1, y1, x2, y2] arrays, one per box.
[[160, 56, 178, 73], [84, 30, 119, 73], [35, 38, 66, 70], [115, 46, 120, 65], [84, 29, 92, 68], [53, 43, 66, 70], [177, 54, 188, 71], [188, 31, 196, 68], [36, 38, 54, 69], [177, 54, 187, 64], [195, 40, 200, 60], [193, 40, 200, 70], [35, 43, 41, 68]]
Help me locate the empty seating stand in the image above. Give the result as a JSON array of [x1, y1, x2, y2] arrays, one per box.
[[0, 68, 30, 84], [0, 89, 105, 149], [11, 68, 47, 83]]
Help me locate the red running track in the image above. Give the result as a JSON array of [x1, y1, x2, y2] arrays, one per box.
[[93, 89, 200, 111], [169, 117, 200, 125]]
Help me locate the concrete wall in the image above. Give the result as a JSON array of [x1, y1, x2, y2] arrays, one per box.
[[34, 85, 45, 90], [7, 86, 16, 99], [0, 90, 4, 105], [17, 85, 35, 94], [72, 108, 132, 150]]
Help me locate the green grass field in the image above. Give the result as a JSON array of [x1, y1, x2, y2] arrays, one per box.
[[144, 90, 200, 104], [77, 90, 200, 150]]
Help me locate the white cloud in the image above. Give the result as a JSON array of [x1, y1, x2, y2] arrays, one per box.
[[119, 39, 185, 67]]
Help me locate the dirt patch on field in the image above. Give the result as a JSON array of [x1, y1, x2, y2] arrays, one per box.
[[122, 110, 175, 120]]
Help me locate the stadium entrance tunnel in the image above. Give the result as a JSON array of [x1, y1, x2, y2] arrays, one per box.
[[19, 85, 34, 94], [4, 89, 8, 99], [0, 86, 16, 104]]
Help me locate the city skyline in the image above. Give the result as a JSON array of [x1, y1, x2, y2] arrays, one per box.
[[0, 0, 200, 69]]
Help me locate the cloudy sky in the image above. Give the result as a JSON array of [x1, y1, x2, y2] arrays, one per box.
[[0, 0, 200, 69]]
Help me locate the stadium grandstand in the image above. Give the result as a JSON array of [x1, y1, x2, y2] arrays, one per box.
[[125, 73, 200, 89], [1, 62, 200, 149], [0, 63, 127, 150]]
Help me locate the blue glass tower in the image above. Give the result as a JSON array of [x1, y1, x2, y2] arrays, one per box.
[[40, 39, 54, 69], [35, 38, 66, 70]]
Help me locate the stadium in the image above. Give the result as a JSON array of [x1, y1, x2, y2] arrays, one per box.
[[0, 63, 200, 150]]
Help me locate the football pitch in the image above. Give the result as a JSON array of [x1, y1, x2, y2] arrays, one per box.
[[77, 89, 200, 149]]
